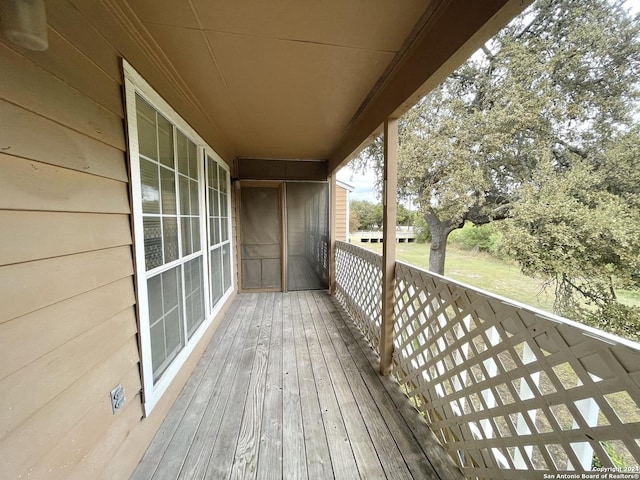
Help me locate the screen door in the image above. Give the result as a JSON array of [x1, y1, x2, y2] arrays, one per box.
[[286, 182, 329, 291], [240, 186, 282, 290]]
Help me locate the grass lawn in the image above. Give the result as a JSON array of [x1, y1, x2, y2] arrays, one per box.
[[353, 239, 639, 314]]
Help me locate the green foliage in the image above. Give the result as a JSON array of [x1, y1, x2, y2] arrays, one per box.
[[350, 200, 382, 231], [349, 210, 359, 233], [397, 203, 413, 227], [351, 0, 640, 337], [501, 158, 640, 339], [413, 214, 431, 243], [584, 303, 640, 343], [593, 441, 627, 469], [449, 223, 503, 255], [350, 199, 416, 231]]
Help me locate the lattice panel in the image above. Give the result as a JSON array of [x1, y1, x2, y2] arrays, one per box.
[[335, 241, 382, 353], [392, 261, 640, 479]]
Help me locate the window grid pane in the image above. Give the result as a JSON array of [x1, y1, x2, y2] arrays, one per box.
[[177, 131, 189, 177], [143, 216, 162, 270], [158, 114, 174, 168], [208, 156, 220, 248], [136, 96, 158, 161], [210, 247, 223, 306], [219, 167, 230, 243], [137, 94, 179, 273], [140, 158, 160, 214], [162, 217, 179, 263], [148, 266, 185, 383], [185, 257, 205, 337], [177, 135, 200, 259], [134, 93, 232, 386], [206, 155, 232, 311], [222, 243, 231, 292]]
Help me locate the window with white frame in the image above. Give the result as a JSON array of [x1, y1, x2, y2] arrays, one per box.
[[123, 61, 233, 414]]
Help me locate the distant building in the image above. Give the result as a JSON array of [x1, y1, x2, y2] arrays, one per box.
[[336, 180, 355, 242]]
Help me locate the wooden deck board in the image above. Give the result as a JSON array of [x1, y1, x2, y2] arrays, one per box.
[[131, 292, 463, 480], [298, 292, 360, 480], [200, 293, 267, 479], [132, 298, 242, 479], [290, 291, 333, 479], [231, 292, 274, 479], [288, 256, 327, 291], [281, 293, 309, 479], [176, 294, 262, 480], [303, 291, 387, 480], [311, 291, 414, 480], [322, 293, 464, 480], [256, 293, 283, 479]]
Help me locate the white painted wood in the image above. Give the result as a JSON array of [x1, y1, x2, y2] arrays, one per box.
[[122, 60, 234, 416], [334, 241, 383, 353]]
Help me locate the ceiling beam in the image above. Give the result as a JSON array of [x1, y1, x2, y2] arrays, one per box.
[[327, 0, 532, 174]]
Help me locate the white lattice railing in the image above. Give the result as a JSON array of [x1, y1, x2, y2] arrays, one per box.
[[335, 241, 640, 479], [335, 240, 382, 354]]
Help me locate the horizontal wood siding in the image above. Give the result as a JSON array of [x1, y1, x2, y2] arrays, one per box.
[[0, 18, 137, 477], [0, 2, 234, 478], [0, 99, 128, 182], [336, 186, 348, 241], [0, 211, 132, 266]]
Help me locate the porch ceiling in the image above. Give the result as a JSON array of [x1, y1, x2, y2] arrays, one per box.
[[122, 0, 527, 170]]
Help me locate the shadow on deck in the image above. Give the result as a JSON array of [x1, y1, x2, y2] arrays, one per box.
[[131, 291, 462, 479]]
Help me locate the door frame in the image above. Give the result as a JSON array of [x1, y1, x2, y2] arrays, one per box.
[[237, 181, 287, 292]]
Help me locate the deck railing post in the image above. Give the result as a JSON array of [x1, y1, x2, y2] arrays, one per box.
[[380, 117, 398, 376], [329, 174, 337, 294]]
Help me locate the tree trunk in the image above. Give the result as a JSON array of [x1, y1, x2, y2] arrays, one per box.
[[425, 213, 456, 275]]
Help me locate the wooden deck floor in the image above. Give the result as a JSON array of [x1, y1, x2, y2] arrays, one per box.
[[131, 291, 463, 480], [287, 256, 327, 291]]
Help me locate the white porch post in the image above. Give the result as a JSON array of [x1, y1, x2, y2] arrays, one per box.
[[329, 173, 337, 294], [380, 117, 398, 376]]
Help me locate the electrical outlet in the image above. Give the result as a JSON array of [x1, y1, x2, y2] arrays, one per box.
[[110, 384, 125, 414]]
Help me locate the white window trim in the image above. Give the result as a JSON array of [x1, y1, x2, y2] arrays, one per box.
[[123, 60, 234, 415]]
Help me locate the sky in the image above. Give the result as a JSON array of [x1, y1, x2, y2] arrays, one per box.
[[337, 164, 378, 203], [337, 0, 640, 205]]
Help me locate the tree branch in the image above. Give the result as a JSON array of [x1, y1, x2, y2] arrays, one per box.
[[481, 44, 495, 62], [556, 139, 588, 159], [515, 16, 539, 40], [561, 275, 609, 306], [463, 195, 511, 225]]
